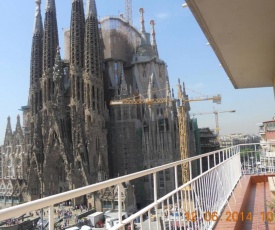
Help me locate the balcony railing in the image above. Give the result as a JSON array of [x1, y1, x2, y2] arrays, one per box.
[[0, 144, 265, 229]]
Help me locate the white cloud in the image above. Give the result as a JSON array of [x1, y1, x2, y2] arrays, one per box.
[[155, 12, 170, 20]]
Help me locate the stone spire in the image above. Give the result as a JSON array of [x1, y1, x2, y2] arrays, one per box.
[[86, 0, 97, 18], [84, 0, 102, 77], [33, 0, 43, 35], [70, 0, 85, 68], [53, 47, 63, 83], [43, 0, 59, 73], [139, 8, 145, 33], [46, 0, 56, 11], [42, 0, 59, 104], [150, 20, 159, 56], [4, 116, 13, 146], [84, 0, 104, 113], [6, 117, 12, 134], [15, 115, 22, 131], [52, 47, 65, 105], [120, 70, 128, 96], [83, 0, 108, 184], [97, 152, 104, 182], [30, 0, 44, 115], [139, 8, 150, 46]]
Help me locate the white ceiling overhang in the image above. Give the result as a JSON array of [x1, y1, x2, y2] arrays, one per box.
[[186, 0, 275, 89]]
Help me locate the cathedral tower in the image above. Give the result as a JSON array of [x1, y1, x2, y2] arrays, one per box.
[[82, 0, 108, 182], [42, 0, 59, 107], [27, 0, 44, 201]]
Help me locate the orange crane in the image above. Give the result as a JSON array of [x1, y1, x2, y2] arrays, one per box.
[[110, 82, 221, 184], [176, 83, 221, 184], [192, 109, 236, 142]]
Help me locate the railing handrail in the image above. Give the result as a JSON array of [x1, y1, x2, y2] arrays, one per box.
[[0, 143, 260, 226], [0, 145, 239, 218]]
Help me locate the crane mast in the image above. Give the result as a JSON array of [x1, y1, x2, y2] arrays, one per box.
[[192, 109, 235, 142], [177, 82, 190, 184]]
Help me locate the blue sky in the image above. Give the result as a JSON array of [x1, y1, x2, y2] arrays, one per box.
[[0, 0, 274, 145]]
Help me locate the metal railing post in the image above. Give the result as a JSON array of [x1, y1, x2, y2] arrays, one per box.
[[118, 183, 123, 225], [48, 205, 54, 230], [174, 166, 178, 189], [0, 143, 264, 229], [153, 172, 159, 230], [189, 161, 192, 181]]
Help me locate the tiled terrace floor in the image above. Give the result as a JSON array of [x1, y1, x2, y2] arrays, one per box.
[[215, 175, 275, 230]]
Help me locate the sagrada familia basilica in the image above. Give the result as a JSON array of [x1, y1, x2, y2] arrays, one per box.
[[0, 0, 194, 209]]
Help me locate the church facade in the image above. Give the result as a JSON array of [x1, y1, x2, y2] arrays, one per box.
[[0, 0, 194, 208]]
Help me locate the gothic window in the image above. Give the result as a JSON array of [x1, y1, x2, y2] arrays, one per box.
[[142, 64, 146, 77], [77, 161, 81, 170], [92, 86, 95, 98], [96, 137, 100, 151], [97, 89, 100, 113], [165, 169, 170, 181], [52, 81, 55, 95], [35, 92, 38, 113], [115, 74, 118, 84], [48, 79, 51, 101], [77, 78, 80, 100], [159, 177, 164, 188], [39, 90, 42, 109], [44, 84, 46, 103], [87, 84, 90, 108], [6, 184, 13, 195], [159, 171, 164, 188], [81, 80, 84, 102], [32, 95, 34, 114], [71, 76, 75, 98], [123, 110, 128, 119], [6, 166, 10, 178], [0, 184, 6, 194]]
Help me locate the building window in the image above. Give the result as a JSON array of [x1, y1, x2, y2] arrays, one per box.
[[103, 201, 112, 209], [114, 201, 118, 210]]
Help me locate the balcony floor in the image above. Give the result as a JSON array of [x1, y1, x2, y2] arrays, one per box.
[[215, 174, 275, 229]]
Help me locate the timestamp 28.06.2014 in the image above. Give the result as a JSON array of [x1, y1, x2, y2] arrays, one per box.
[[184, 211, 275, 222]]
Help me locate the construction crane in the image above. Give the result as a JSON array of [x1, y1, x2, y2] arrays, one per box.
[[192, 109, 236, 142], [176, 83, 221, 184], [110, 81, 221, 185]]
